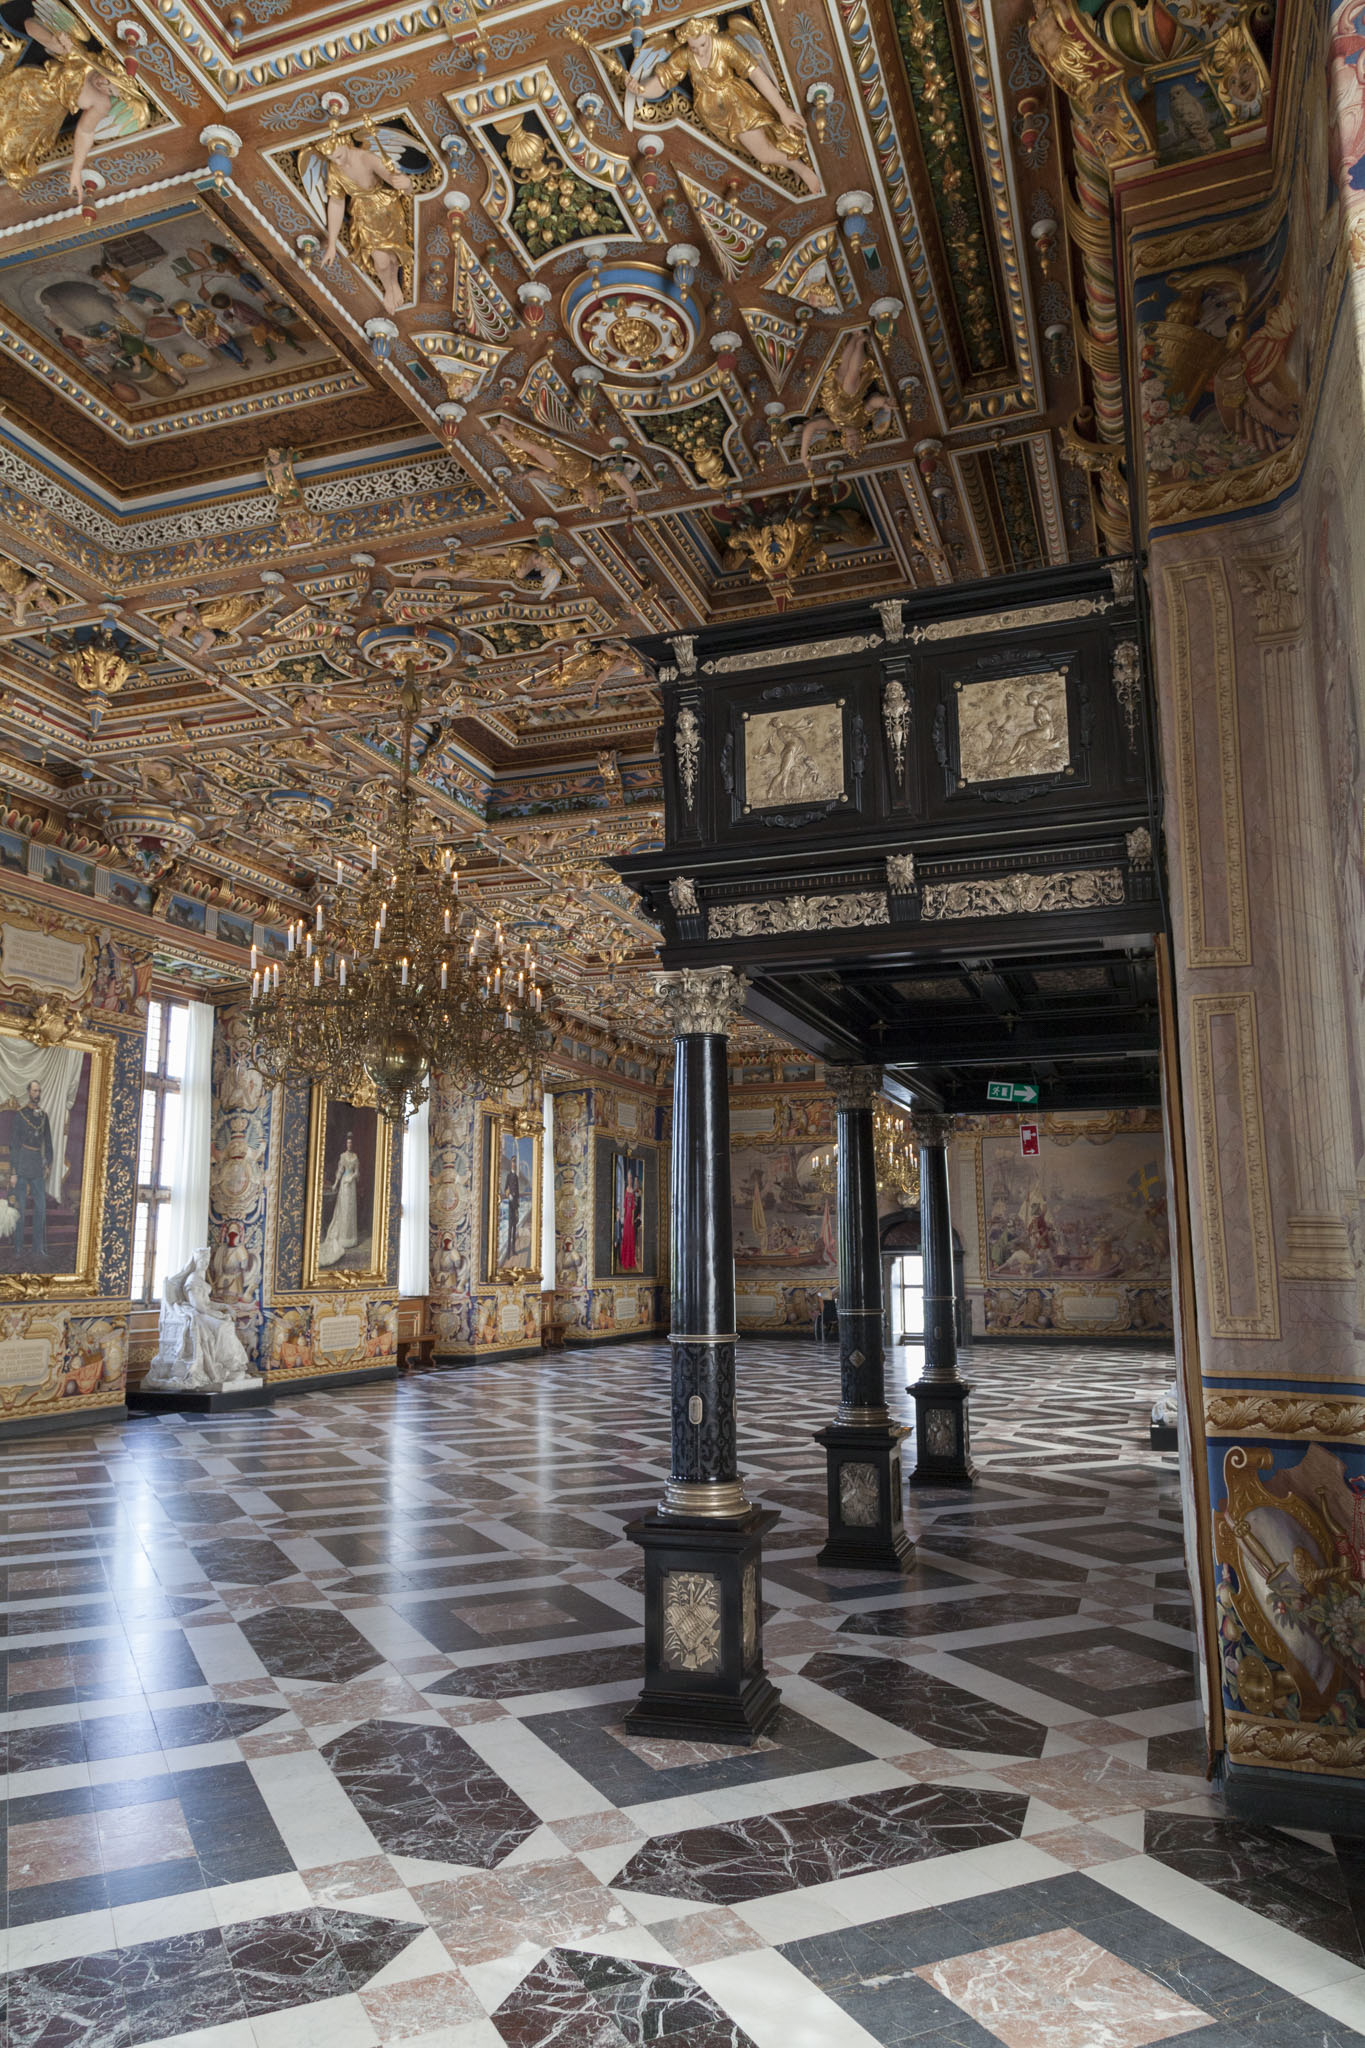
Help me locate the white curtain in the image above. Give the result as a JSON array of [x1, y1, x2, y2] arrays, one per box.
[[0, 1038, 84, 1200], [541, 1091, 556, 1291], [399, 1095, 430, 1297], [159, 999, 212, 1288]]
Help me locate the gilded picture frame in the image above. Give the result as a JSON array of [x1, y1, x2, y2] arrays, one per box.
[[486, 1111, 542, 1283], [302, 1083, 393, 1290], [0, 1018, 112, 1296]]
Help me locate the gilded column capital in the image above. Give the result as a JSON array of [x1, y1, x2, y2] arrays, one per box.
[[910, 1110, 954, 1148], [829, 1064, 883, 1113], [654, 966, 750, 1037]]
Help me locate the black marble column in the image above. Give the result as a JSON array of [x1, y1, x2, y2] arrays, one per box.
[[815, 1067, 913, 1571], [908, 1112, 974, 1486], [626, 966, 780, 1744]]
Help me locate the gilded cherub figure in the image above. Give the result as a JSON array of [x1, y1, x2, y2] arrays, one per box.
[[0, 2, 150, 196], [490, 419, 641, 515], [799, 330, 893, 467], [0, 554, 59, 625], [301, 124, 419, 315], [620, 13, 819, 195]]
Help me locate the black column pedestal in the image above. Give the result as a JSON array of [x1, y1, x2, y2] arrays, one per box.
[[625, 1506, 781, 1743], [627, 969, 779, 1744], [909, 1113, 975, 1487], [816, 1420, 913, 1570]]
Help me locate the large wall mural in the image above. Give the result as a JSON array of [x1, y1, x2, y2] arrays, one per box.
[[730, 1081, 834, 1332]]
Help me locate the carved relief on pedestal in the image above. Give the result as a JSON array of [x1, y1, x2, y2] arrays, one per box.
[[661, 1568, 722, 1673], [839, 1461, 879, 1526]]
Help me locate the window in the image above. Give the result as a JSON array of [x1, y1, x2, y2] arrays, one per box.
[[132, 998, 189, 1303], [890, 1252, 925, 1342]]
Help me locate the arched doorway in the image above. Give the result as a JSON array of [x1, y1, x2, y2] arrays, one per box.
[[880, 1208, 967, 1348]]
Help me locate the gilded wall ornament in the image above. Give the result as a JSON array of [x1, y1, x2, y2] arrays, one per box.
[[1111, 639, 1141, 749], [669, 635, 699, 678], [668, 875, 699, 915], [673, 704, 702, 810], [744, 701, 845, 809], [1108, 559, 1135, 604], [886, 852, 916, 893], [883, 676, 910, 780], [922, 868, 1125, 920], [653, 966, 750, 1037], [955, 670, 1070, 783], [702, 633, 880, 676], [708, 891, 888, 940], [1126, 826, 1153, 870], [661, 1568, 723, 1674], [907, 598, 1110, 645], [876, 599, 906, 644]]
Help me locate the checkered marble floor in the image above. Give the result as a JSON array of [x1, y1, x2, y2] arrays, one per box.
[[1, 1338, 1362, 2048]]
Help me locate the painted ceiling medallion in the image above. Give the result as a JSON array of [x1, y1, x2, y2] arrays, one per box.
[[357, 624, 465, 673], [564, 264, 699, 378]]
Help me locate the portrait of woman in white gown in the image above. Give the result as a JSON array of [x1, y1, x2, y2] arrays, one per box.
[[319, 1132, 362, 1268]]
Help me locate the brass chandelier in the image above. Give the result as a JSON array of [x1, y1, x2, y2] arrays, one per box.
[[806, 1104, 921, 1207], [247, 668, 550, 1121]]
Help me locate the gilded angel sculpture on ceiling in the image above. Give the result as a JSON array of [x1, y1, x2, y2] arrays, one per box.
[[0, 0, 150, 196], [592, 11, 819, 195]]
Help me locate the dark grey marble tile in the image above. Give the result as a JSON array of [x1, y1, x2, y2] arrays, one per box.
[[428, 1643, 644, 1699], [493, 1945, 757, 2046], [800, 1649, 1050, 1756], [401, 1582, 635, 1652], [1145, 1812, 1365, 1965], [614, 1782, 1027, 1904], [186, 1538, 301, 1585], [523, 1701, 873, 1808], [321, 1717, 540, 1865], [948, 1623, 1196, 1715], [5, 1947, 130, 2048], [239, 1604, 382, 1683], [836, 1590, 1083, 1639]]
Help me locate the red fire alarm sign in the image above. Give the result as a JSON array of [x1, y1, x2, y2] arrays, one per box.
[[1020, 1121, 1040, 1156]]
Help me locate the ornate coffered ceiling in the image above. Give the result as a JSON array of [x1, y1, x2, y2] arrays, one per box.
[[0, 0, 1284, 1045]]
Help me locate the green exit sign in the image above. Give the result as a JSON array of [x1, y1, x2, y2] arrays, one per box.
[[987, 1081, 1040, 1105]]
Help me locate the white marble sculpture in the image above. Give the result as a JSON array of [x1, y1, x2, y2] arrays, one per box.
[[145, 1248, 256, 1393]]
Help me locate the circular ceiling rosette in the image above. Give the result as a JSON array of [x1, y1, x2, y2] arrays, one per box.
[[562, 262, 699, 379]]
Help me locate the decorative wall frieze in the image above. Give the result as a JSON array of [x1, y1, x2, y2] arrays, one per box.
[[1226, 1714, 1365, 1773], [1205, 1392, 1365, 1441], [673, 707, 701, 812], [921, 867, 1124, 920], [697, 633, 882, 679], [708, 891, 890, 940], [905, 596, 1111, 643]]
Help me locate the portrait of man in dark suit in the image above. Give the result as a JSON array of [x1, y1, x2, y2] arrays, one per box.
[[12, 1079, 53, 1260]]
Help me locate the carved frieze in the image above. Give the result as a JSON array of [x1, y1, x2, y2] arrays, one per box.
[[839, 1462, 880, 1526], [708, 891, 889, 940], [907, 597, 1110, 644], [702, 633, 881, 676], [887, 852, 916, 894], [921, 868, 1124, 920]]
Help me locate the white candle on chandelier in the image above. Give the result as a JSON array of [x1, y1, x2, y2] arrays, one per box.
[[251, 969, 260, 999], [370, 841, 377, 870], [250, 943, 258, 972], [286, 924, 295, 954], [443, 907, 451, 936], [440, 959, 448, 991], [305, 932, 313, 959], [336, 857, 343, 886], [315, 902, 323, 934], [401, 956, 409, 987], [379, 900, 387, 929], [339, 956, 347, 990], [373, 921, 381, 950], [313, 956, 321, 988], [273, 962, 280, 991]]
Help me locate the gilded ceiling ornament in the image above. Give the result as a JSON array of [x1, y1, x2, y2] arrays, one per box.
[[263, 447, 320, 547], [0, 555, 59, 626], [18, 995, 83, 1046], [723, 515, 828, 603], [614, 15, 819, 195], [489, 419, 641, 515], [0, 7, 151, 197], [493, 111, 627, 256], [800, 331, 894, 467], [168, 591, 260, 653]]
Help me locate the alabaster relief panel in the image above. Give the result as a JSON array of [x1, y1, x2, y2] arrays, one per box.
[[743, 700, 844, 809], [839, 1461, 880, 1527], [955, 669, 1070, 783], [661, 1569, 723, 1674]]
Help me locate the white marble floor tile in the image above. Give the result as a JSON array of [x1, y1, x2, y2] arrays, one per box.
[[693, 1949, 882, 2047]]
